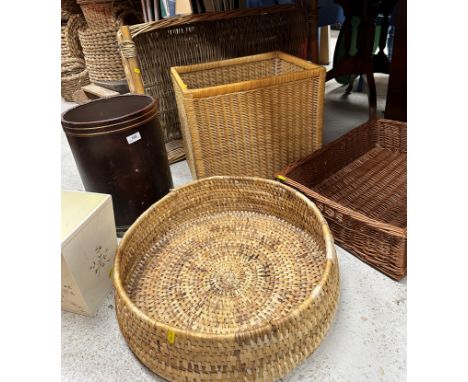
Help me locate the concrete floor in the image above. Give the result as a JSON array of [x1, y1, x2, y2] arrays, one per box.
[[61, 32, 406, 382]]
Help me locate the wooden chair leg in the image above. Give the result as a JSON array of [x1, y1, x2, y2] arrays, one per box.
[[326, 68, 336, 82], [357, 75, 364, 92], [366, 71, 377, 118], [345, 75, 357, 94]]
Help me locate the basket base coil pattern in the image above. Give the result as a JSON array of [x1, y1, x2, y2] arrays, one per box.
[[114, 177, 339, 381]]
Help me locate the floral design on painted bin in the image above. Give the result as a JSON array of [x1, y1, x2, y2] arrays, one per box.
[[62, 284, 75, 297], [66, 300, 86, 315], [61, 285, 86, 314], [89, 246, 111, 276]]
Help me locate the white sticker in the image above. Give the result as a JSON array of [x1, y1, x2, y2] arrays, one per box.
[[126, 131, 141, 144]]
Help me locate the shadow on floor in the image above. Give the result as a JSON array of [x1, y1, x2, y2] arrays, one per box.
[[323, 74, 389, 143]]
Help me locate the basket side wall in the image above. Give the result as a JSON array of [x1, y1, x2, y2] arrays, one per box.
[[314, 199, 406, 280], [79, 28, 126, 82], [175, 74, 325, 179], [376, 119, 407, 153], [115, 259, 338, 381], [282, 121, 377, 187], [172, 77, 198, 176]]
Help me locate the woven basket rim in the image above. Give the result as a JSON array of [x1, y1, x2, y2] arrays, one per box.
[[277, 118, 407, 238], [77, 0, 120, 4], [61, 70, 88, 85], [61, 58, 88, 82], [78, 25, 121, 35], [170, 51, 325, 98], [114, 176, 337, 341], [125, 4, 301, 38], [275, 177, 407, 237]]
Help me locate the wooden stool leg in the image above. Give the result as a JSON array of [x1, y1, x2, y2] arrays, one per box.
[[318, 25, 331, 65]]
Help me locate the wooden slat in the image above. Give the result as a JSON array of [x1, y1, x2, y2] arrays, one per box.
[[82, 84, 120, 98]]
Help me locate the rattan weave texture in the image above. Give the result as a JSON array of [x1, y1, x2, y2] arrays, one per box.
[[122, 5, 308, 142], [171, 51, 325, 179], [278, 119, 407, 280], [114, 176, 339, 381]]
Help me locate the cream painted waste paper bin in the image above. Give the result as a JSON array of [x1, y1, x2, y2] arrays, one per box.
[[61, 191, 117, 316]]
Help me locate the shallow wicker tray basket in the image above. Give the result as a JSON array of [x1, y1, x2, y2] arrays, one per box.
[[278, 119, 407, 280], [114, 176, 339, 381]]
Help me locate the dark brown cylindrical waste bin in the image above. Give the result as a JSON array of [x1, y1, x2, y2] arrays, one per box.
[[62, 94, 173, 235]]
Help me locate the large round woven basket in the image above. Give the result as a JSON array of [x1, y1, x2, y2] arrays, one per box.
[[114, 176, 340, 382]]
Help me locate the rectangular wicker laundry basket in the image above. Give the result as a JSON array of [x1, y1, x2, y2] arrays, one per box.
[[277, 119, 407, 280], [171, 51, 326, 179]]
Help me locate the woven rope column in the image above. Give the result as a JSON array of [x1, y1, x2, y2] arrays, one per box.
[[77, 0, 142, 82], [78, 27, 126, 82]]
